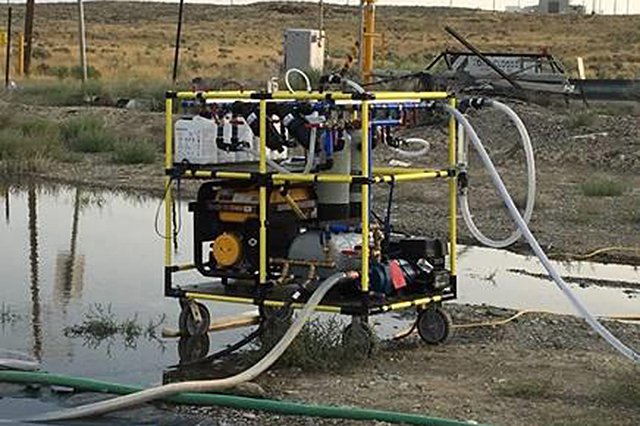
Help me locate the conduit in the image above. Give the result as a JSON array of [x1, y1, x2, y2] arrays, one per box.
[[0, 370, 473, 426], [445, 104, 639, 363], [22, 272, 357, 422]]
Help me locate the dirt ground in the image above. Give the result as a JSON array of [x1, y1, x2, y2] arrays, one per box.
[[167, 305, 639, 426], [1, 98, 639, 425]]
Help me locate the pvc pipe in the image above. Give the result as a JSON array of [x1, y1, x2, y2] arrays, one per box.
[[24, 272, 359, 422], [445, 105, 639, 364], [0, 370, 473, 426], [285, 68, 312, 93], [458, 100, 536, 248]]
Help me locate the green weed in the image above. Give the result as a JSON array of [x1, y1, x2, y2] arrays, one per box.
[[495, 378, 555, 399], [254, 316, 376, 372], [60, 115, 115, 153], [599, 367, 640, 408], [579, 176, 628, 197], [64, 303, 166, 349], [111, 139, 157, 164], [566, 111, 596, 129]]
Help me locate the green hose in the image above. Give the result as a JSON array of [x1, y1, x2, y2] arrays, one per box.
[[0, 370, 476, 426]]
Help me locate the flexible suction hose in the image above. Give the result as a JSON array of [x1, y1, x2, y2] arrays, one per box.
[[285, 68, 312, 93], [389, 137, 431, 158], [24, 272, 357, 422], [0, 371, 471, 426], [458, 100, 536, 248], [445, 105, 639, 364], [0, 349, 40, 371]]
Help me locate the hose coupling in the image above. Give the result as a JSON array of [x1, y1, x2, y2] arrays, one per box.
[[457, 167, 469, 194]]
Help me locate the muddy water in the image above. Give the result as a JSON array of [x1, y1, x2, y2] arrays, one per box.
[[0, 181, 638, 420], [0, 183, 246, 386]]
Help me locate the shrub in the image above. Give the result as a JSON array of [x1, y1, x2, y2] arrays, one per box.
[[111, 139, 156, 164], [566, 111, 596, 129], [60, 115, 115, 153], [579, 176, 628, 197]]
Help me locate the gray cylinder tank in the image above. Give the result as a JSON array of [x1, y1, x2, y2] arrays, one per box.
[[316, 132, 351, 221]]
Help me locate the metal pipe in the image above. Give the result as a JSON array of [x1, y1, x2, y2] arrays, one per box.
[[444, 26, 522, 90]]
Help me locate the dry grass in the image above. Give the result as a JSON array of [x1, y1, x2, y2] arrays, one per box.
[[1, 2, 639, 84]]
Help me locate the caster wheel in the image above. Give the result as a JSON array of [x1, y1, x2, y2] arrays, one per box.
[[342, 320, 375, 357], [417, 306, 452, 345], [178, 334, 210, 364], [179, 302, 211, 337]]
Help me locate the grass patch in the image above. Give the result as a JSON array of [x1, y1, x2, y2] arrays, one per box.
[[599, 368, 640, 408], [0, 114, 66, 175], [566, 111, 596, 129], [496, 378, 555, 399], [579, 176, 628, 197], [64, 303, 166, 349], [254, 316, 376, 372], [9, 78, 171, 109], [111, 139, 156, 164], [60, 115, 115, 153]]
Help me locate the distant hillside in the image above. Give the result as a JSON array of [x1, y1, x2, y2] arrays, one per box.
[[1, 2, 638, 81]]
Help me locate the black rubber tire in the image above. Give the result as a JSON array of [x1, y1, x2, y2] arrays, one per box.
[[177, 334, 210, 364], [179, 302, 211, 337], [417, 306, 452, 345], [342, 320, 375, 357]]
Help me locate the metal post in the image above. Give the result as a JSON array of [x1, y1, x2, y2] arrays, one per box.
[[18, 32, 24, 76], [77, 0, 88, 83], [172, 0, 184, 84], [361, 0, 375, 84], [23, 0, 33, 76], [4, 7, 11, 88]]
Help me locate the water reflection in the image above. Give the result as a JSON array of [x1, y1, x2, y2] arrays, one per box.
[[27, 183, 43, 362], [2, 185, 8, 224], [54, 188, 85, 311]]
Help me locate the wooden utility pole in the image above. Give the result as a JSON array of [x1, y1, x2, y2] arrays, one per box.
[[77, 0, 88, 83], [23, 0, 34, 76], [172, 0, 185, 83], [5, 7, 11, 87]]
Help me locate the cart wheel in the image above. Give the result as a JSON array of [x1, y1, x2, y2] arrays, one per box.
[[342, 320, 375, 357], [178, 334, 210, 364], [179, 302, 211, 337], [417, 306, 451, 345]]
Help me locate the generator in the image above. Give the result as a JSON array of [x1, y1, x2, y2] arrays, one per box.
[[163, 85, 459, 355]]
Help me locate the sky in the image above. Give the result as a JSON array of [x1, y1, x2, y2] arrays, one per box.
[[3, 0, 639, 15]]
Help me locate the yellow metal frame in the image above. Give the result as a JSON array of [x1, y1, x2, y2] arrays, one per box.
[[164, 90, 458, 313]]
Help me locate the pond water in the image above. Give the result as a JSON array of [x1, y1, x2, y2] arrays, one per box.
[[0, 181, 638, 421]]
